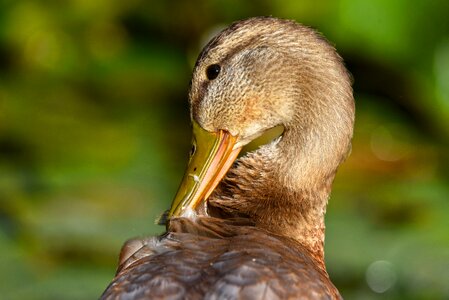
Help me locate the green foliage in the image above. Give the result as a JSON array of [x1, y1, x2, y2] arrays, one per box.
[[0, 1, 448, 299]]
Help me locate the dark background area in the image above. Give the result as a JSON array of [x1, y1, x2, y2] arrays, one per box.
[[0, 1, 448, 299]]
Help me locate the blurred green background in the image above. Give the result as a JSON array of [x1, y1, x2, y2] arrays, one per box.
[[1, 0, 448, 299]]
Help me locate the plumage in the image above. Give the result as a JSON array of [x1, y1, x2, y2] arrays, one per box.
[[101, 16, 354, 300], [102, 218, 339, 299]]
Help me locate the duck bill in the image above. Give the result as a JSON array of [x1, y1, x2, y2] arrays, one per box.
[[167, 120, 241, 219]]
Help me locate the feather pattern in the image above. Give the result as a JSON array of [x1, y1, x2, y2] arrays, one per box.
[[101, 217, 341, 300]]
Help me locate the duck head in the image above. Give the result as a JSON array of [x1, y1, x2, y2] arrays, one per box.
[[166, 17, 354, 249]]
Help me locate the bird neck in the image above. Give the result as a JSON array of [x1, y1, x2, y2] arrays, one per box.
[[210, 98, 353, 267], [209, 146, 329, 266]]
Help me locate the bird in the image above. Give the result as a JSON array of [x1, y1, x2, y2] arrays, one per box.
[[101, 16, 354, 300]]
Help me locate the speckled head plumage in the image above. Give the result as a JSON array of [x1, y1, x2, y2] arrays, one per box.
[[189, 17, 354, 151]]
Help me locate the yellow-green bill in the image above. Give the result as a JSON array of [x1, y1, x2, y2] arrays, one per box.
[[159, 120, 240, 225]]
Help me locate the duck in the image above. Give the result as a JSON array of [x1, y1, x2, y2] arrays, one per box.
[[101, 16, 354, 300]]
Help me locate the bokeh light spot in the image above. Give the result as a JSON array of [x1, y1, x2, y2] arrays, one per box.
[[370, 125, 409, 161], [366, 260, 397, 293], [25, 31, 61, 70]]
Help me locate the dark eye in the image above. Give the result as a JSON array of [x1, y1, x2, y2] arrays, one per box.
[[206, 64, 221, 80]]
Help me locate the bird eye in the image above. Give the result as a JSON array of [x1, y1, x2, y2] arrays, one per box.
[[206, 64, 221, 80]]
